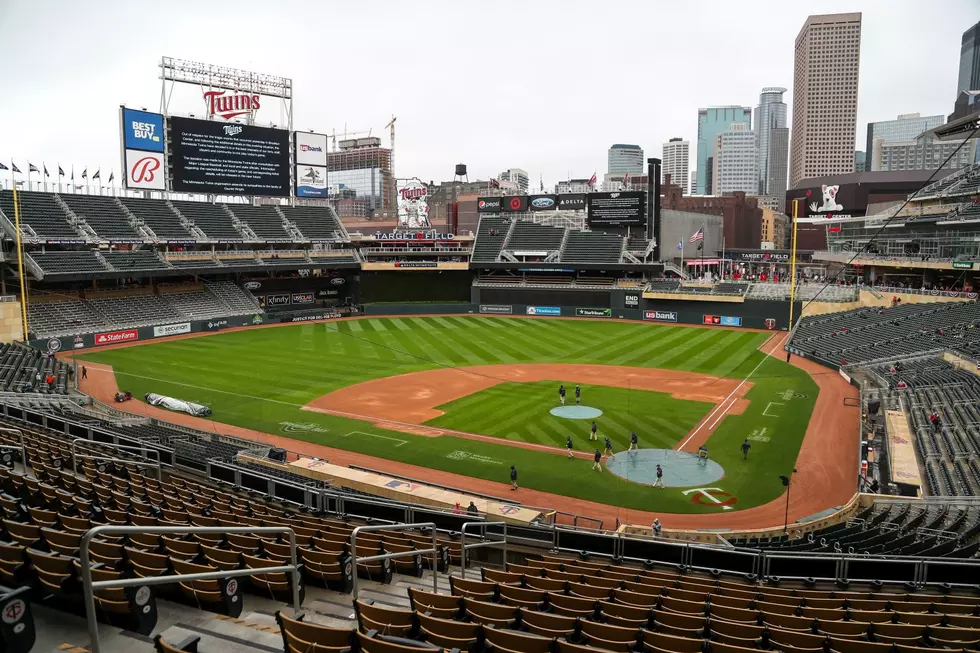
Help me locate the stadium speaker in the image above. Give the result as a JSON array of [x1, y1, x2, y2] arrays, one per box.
[[268, 447, 287, 462], [868, 400, 881, 415], [455, 163, 468, 177]]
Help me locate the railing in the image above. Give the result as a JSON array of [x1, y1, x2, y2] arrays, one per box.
[[70, 437, 161, 478], [0, 427, 27, 470], [80, 525, 302, 653], [459, 521, 508, 579], [351, 522, 438, 600], [864, 285, 978, 300], [73, 452, 162, 480]]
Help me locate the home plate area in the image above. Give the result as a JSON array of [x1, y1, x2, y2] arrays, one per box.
[[605, 449, 725, 488]]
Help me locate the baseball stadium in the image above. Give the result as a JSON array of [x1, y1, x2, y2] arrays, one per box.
[[0, 59, 979, 653]]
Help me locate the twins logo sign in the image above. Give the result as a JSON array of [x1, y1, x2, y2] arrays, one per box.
[[765, 318, 776, 330]]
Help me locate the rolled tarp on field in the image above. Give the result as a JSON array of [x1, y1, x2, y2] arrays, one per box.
[[145, 393, 212, 417]]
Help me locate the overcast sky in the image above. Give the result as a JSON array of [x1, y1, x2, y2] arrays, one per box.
[[0, 0, 975, 189]]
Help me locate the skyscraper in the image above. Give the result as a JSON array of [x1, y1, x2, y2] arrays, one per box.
[[865, 113, 945, 171], [959, 20, 980, 96], [497, 168, 529, 193], [696, 106, 752, 196], [789, 13, 862, 188], [607, 144, 644, 175], [712, 123, 758, 195], [754, 88, 788, 199], [661, 138, 690, 194]]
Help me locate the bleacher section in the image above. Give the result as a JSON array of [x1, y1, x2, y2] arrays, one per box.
[[747, 282, 860, 301], [228, 204, 292, 241], [120, 197, 193, 241], [102, 250, 170, 272], [59, 194, 142, 240], [27, 250, 107, 275], [24, 283, 262, 337], [790, 301, 980, 365], [561, 231, 623, 264], [472, 216, 512, 262], [0, 189, 78, 240], [505, 222, 566, 253], [279, 205, 347, 241], [170, 200, 242, 241], [918, 162, 980, 200], [866, 358, 980, 497], [0, 342, 69, 393]]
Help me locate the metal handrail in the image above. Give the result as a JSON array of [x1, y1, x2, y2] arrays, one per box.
[[70, 437, 161, 475], [0, 427, 28, 470], [460, 521, 507, 579], [73, 453, 162, 481], [351, 522, 437, 600], [80, 525, 301, 653]]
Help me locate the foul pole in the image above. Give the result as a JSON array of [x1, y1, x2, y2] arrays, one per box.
[[787, 199, 800, 330], [11, 186, 29, 340]]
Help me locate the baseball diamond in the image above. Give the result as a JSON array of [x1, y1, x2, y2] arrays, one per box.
[[76, 315, 825, 515]]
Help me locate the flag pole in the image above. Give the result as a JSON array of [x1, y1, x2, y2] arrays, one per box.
[[721, 235, 726, 280], [11, 185, 29, 341], [788, 200, 800, 330], [700, 222, 705, 281]]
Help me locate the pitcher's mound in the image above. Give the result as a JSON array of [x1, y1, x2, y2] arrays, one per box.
[[550, 405, 603, 419]]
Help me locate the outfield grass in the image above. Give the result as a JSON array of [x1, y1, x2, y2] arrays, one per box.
[[77, 316, 818, 514], [428, 381, 713, 452]]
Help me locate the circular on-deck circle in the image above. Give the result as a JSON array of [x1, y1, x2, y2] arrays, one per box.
[[605, 448, 725, 487], [549, 405, 603, 419]]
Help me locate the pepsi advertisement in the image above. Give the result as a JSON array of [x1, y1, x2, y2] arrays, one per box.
[[169, 116, 290, 197], [477, 197, 502, 212], [121, 107, 164, 153], [528, 194, 558, 211]]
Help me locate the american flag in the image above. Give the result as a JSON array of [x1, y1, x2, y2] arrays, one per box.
[[689, 227, 704, 243], [587, 172, 597, 187]]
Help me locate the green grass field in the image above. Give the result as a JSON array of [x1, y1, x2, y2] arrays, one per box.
[[428, 381, 714, 452], [77, 316, 818, 514]]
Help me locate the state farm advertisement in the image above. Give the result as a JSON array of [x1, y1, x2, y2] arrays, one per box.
[[95, 329, 138, 345]]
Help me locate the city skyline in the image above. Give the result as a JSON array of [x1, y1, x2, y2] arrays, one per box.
[[0, 0, 973, 191]]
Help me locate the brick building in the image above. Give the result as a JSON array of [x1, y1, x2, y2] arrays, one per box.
[[661, 174, 763, 250]]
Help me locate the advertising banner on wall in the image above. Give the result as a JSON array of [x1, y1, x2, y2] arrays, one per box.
[[153, 323, 191, 338], [169, 116, 290, 196], [477, 197, 502, 212], [124, 149, 166, 190], [500, 196, 528, 212], [624, 293, 640, 307], [294, 132, 328, 166], [528, 195, 558, 211], [295, 164, 327, 198], [121, 108, 165, 153], [703, 315, 743, 326], [525, 306, 560, 316], [479, 305, 513, 314], [397, 179, 431, 228], [95, 329, 138, 345], [558, 194, 586, 211], [575, 308, 612, 318], [644, 310, 677, 322], [587, 191, 646, 226]]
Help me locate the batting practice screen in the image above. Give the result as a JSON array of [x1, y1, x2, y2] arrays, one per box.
[[168, 116, 290, 197], [587, 191, 646, 226]]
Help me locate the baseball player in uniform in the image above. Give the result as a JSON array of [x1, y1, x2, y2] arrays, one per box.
[[654, 464, 665, 488], [590, 421, 598, 441], [629, 432, 638, 452], [604, 437, 613, 457], [575, 385, 581, 405], [592, 449, 602, 472], [566, 435, 574, 458], [558, 384, 566, 405]]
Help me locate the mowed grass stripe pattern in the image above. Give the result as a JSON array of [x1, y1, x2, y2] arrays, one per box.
[[427, 381, 710, 452], [79, 317, 817, 514]]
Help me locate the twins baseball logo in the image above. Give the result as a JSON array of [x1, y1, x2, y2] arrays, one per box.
[[223, 125, 243, 136], [765, 318, 776, 330], [131, 156, 160, 183], [203, 89, 260, 120]]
